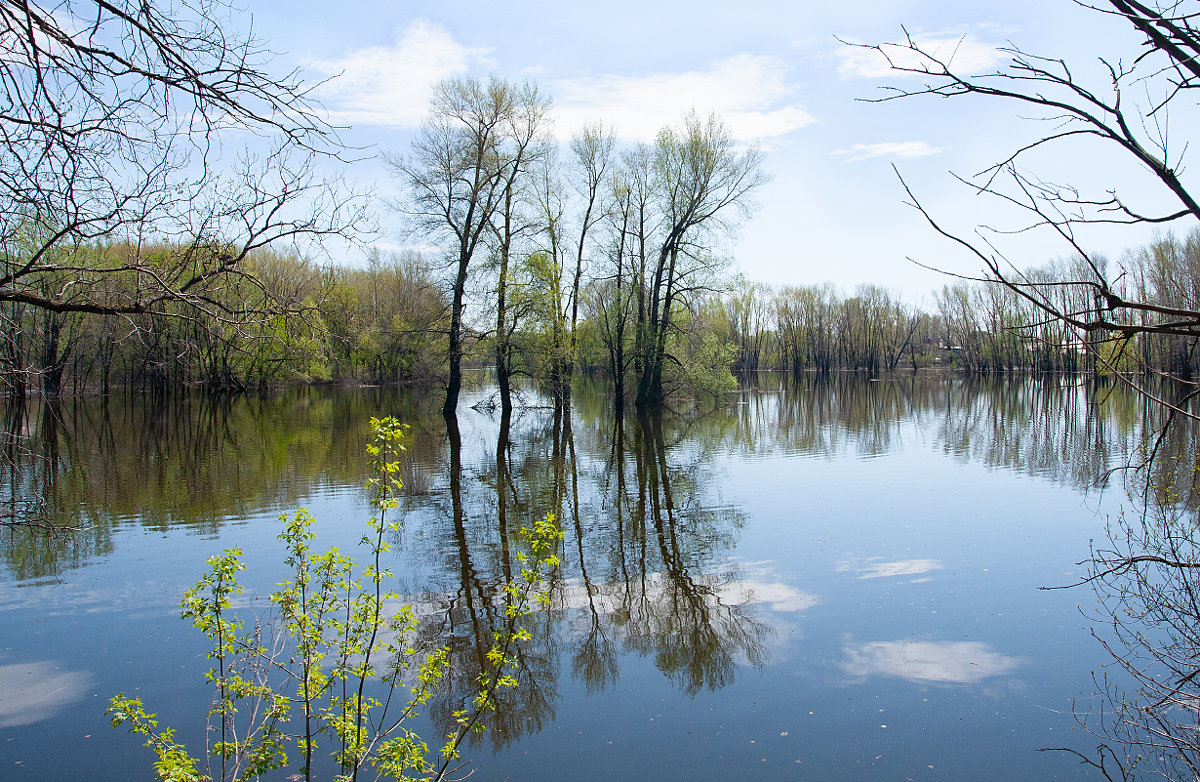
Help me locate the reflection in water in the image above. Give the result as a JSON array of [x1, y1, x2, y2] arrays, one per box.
[[614, 414, 769, 695], [725, 374, 1151, 492], [411, 408, 562, 750], [0, 388, 448, 580], [412, 405, 769, 747], [718, 577, 819, 613], [0, 659, 92, 727], [2, 374, 1177, 582], [841, 640, 1022, 685], [4, 374, 1197, 776], [838, 558, 943, 580], [1074, 459, 1200, 779]]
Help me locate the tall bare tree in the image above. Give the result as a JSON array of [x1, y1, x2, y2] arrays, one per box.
[[635, 113, 768, 410], [490, 84, 553, 414], [388, 76, 517, 415], [560, 123, 615, 408]]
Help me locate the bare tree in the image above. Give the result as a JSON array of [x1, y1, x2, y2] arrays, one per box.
[[490, 83, 552, 414], [0, 0, 363, 327], [560, 122, 615, 408], [634, 113, 768, 410], [387, 76, 517, 415], [853, 1, 1200, 414]]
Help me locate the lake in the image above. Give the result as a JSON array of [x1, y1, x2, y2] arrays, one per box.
[[0, 373, 1171, 780]]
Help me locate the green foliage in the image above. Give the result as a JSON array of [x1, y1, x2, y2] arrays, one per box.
[[1097, 334, 1138, 376], [661, 304, 737, 400], [108, 417, 562, 782], [673, 330, 737, 398]]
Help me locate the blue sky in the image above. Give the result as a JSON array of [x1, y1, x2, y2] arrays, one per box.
[[245, 0, 1185, 302]]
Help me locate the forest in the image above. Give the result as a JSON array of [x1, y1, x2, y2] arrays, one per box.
[[8, 226, 1200, 403]]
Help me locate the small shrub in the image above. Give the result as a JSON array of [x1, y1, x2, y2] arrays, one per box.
[[108, 416, 562, 782]]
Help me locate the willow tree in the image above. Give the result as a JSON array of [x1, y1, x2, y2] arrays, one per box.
[[634, 113, 768, 411]]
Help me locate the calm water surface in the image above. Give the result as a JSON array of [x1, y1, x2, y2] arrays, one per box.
[[0, 374, 1166, 780]]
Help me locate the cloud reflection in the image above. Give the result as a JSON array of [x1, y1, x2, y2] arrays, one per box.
[[0, 660, 92, 727], [839, 557, 942, 580], [539, 574, 818, 615], [842, 640, 1020, 685], [721, 580, 818, 612]]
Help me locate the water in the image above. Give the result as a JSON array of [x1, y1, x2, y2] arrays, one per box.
[[0, 374, 1164, 780]]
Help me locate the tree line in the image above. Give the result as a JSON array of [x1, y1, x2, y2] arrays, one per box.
[[13, 224, 1200, 400], [0, 244, 446, 396]]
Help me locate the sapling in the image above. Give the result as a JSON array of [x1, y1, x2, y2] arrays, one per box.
[[109, 417, 562, 782]]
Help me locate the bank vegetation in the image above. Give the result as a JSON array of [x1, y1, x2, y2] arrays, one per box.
[[8, 227, 1200, 403]]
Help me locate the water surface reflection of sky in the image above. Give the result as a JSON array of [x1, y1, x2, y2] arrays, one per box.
[[841, 640, 1022, 685], [0, 377, 1163, 781]]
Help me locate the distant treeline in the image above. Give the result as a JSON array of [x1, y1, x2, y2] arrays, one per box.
[[0, 244, 447, 396], [668, 230, 1200, 380], [7, 230, 1199, 397]]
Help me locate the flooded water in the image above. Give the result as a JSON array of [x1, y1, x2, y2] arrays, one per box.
[[0, 373, 1173, 780]]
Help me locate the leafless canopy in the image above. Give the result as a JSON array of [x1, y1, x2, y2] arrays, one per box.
[[0, 0, 364, 321], [851, 0, 1200, 397]]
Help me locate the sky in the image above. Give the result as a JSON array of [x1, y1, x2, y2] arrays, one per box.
[[243, 0, 1193, 303]]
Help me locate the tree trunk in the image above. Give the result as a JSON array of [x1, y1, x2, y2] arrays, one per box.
[[444, 258, 469, 416]]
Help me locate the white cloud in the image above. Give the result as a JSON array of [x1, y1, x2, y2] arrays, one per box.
[[0, 660, 93, 727], [842, 640, 1021, 685], [308, 34, 811, 143], [838, 557, 943, 579], [307, 19, 493, 128], [837, 33, 1004, 80], [833, 141, 944, 162], [550, 54, 816, 143]]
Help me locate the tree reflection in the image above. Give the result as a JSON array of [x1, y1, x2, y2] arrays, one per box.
[[568, 411, 767, 697], [567, 408, 620, 694], [3, 376, 1178, 584], [718, 373, 1148, 494], [406, 396, 771, 750], [0, 398, 113, 580], [0, 387, 444, 580], [641, 414, 768, 693], [1065, 462, 1200, 780], [419, 409, 560, 752]]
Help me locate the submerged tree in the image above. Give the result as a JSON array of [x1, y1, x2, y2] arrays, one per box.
[[388, 77, 512, 416], [490, 85, 553, 414], [389, 77, 552, 415], [634, 113, 768, 410], [559, 123, 616, 408]]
